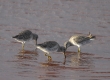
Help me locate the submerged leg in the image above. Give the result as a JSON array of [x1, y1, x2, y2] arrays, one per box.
[[48, 56, 52, 61], [45, 53, 48, 56], [44, 53, 52, 60], [78, 52, 80, 59], [77, 47, 81, 59], [63, 52, 66, 59], [78, 47, 81, 59]]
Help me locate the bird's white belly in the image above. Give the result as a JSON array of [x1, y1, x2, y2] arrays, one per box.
[[37, 46, 49, 54], [15, 39, 25, 43], [37, 45, 59, 54], [70, 39, 81, 47], [73, 42, 81, 47]]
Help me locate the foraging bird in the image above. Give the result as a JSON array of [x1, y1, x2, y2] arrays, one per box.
[[64, 32, 96, 53], [12, 30, 38, 50], [36, 41, 66, 60]]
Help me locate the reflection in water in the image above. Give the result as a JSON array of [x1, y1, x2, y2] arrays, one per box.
[[39, 61, 62, 80], [12, 50, 38, 78], [17, 50, 38, 59], [64, 51, 79, 65], [38, 53, 94, 80], [19, 49, 38, 54], [70, 51, 94, 69]]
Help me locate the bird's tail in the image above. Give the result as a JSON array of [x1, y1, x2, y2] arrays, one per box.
[[12, 35, 19, 38], [88, 32, 96, 40]]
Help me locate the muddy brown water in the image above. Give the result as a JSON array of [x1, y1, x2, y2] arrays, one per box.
[[0, 0, 110, 80]]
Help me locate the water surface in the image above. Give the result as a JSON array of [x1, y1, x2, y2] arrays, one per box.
[[0, 0, 110, 80]]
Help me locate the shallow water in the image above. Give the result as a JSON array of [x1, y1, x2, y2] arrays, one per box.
[[0, 0, 110, 80]]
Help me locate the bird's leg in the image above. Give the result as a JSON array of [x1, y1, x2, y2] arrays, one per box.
[[45, 53, 48, 56], [78, 47, 81, 59], [63, 57, 66, 65], [63, 52, 66, 59], [78, 47, 81, 53], [48, 56, 52, 61], [22, 42, 24, 50], [44, 53, 52, 60], [78, 52, 81, 59], [21, 42, 25, 53]]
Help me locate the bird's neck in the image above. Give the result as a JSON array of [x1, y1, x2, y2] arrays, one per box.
[[32, 34, 37, 45], [58, 46, 65, 52]]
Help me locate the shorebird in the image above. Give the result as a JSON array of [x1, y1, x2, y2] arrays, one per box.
[[36, 41, 66, 60], [12, 30, 38, 50], [64, 32, 96, 53]]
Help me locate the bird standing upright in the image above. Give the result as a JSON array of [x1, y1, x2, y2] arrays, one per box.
[[12, 30, 38, 50]]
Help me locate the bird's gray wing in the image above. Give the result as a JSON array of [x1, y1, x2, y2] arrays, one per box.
[[74, 36, 90, 44], [38, 41, 58, 49], [17, 30, 32, 40]]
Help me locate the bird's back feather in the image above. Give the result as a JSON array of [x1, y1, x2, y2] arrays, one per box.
[[12, 30, 32, 41], [37, 41, 59, 48], [69, 35, 90, 45]]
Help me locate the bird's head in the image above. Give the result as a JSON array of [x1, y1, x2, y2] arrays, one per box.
[[64, 41, 73, 50], [57, 46, 66, 59], [33, 34, 38, 44]]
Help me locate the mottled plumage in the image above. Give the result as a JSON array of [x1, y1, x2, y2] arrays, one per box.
[[64, 32, 96, 52], [12, 30, 38, 50], [36, 41, 66, 60], [13, 30, 32, 41]]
